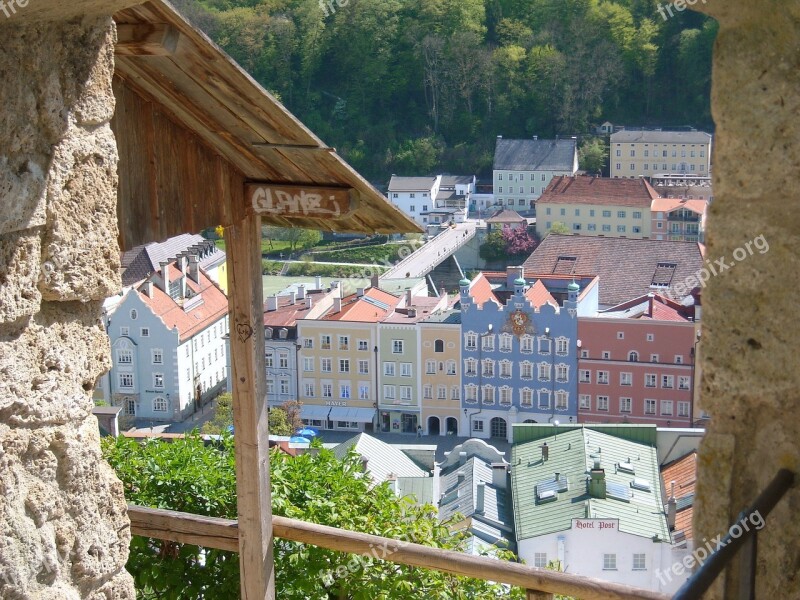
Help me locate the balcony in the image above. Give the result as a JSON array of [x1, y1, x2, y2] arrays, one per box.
[[667, 213, 700, 222]]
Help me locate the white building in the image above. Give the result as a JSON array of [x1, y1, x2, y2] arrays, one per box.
[[387, 176, 441, 227], [106, 252, 230, 422], [511, 424, 690, 595], [493, 137, 579, 213], [610, 130, 712, 179]]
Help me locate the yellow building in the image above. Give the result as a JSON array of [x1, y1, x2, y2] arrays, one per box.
[[419, 308, 463, 437], [535, 176, 659, 239], [610, 130, 712, 179]]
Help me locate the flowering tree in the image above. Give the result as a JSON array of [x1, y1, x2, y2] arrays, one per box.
[[502, 225, 537, 258]]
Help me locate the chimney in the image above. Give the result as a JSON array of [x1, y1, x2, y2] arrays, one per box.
[[143, 280, 154, 298], [289, 291, 297, 305], [458, 451, 467, 466], [405, 288, 413, 307], [589, 459, 607, 499], [188, 254, 200, 284], [541, 442, 549, 462], [179, 254, 187, 275], [492, 463, 508, 490], [497, 135, 503, 139], [266, 296, 278, 311], [533, 135, 538, 141], [407, 308, 417, 318], [307, 296, 313, 310], [297, 284, 306, 300], [667, 481, 677, 530], [333, 297, 342, 313], [476, 482, 485, 514], [371, 274, 380, 289], [457, 470, 465, 484], [314, 276, 323, 290], [159, 261, 170, 293], [357, 287, 365, 297]]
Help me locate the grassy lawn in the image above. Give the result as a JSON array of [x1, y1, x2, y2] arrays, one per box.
[[215, 238, 295, 254]]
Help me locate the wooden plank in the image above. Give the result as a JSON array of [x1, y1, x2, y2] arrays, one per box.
[[226, 193, 275, 599], [125, 505, 670, 600], [127, 504, 239, 552], [526, 591, 555, 600], [116, 23, 179, 56], [245, 183, 356, 220]]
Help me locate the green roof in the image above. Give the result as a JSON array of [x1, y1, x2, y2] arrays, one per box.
[[511, 425, 669, 543], [514, 276, 526, 285]]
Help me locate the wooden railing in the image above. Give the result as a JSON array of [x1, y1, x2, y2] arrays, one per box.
[[127, 504, 670, 600]]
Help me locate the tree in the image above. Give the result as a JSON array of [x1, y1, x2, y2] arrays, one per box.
[[547, 221, 570, 236], [269, 401, 303, 436], [502, 225, 537, 258], [479, 230, 507, 262], [103, 435, 527, 599], [201, 392, 233, 435], [264, 226, 323, 253], [578, 137, 608, 175]]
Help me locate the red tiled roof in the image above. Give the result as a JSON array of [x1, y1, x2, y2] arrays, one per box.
[[264, 292, 328, 327], [523, 235, 705, 306], [525, 280, 557, 309], [137, 263, 228, 342], [604, 293, 695, 322], [651, 197, 708, 215], [468, 273, 500, 308], [539, 175, 660, 207], [662, 452, 697, 540], [323, 287, 402, 322], [486, 208, 526, 223]]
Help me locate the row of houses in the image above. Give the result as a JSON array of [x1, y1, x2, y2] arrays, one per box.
[[263, 235, 704, 441]]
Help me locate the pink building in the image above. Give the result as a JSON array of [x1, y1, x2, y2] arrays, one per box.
[[577, 294, 699, 427]]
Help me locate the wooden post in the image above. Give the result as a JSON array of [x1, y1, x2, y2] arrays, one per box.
[[226, 206, 275, 599]]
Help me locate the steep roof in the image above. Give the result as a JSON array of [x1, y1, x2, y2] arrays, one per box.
[[486, 208, 526, 223], [522, 235, 705, 306], [611, 130, 712, 144], [135, 263, 228, 342], [494, 138, 577, 172], [121, 234, 224, 286], [651, 197, 708, 215], [322, 287, 402, 322], [440, 175, 474, 186], [538, 176, 660, 208], [525, 280, 557, 309], [512, 425, 670, 542], [599, 293, 695, 322], [661, 452, 697, 541], [467, 273, 500, 308], [263, 292, 329, 328], [387, 176, 438, 192]]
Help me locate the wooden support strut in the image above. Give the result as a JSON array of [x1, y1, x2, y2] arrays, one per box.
[[225, 204, 275, 599], [116, 24, 180, 56]]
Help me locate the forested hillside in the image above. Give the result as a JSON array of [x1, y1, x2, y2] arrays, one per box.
[[175, 0, 716, 180]]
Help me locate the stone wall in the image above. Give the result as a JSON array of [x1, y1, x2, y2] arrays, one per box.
[[0, 17, 134, 599], [693, 1, 800, 597]]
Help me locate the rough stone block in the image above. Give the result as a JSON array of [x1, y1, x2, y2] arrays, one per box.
[[39, 125, 121, 302], [0, 229, 42, 325]]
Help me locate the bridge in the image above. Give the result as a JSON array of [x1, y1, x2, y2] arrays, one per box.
[[381, 222, 477, 292]]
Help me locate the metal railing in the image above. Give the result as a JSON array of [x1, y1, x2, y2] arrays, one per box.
[[127, 504, 669, 600], [673, 468, 795, 600]]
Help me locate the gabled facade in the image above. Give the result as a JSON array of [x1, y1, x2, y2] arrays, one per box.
[[420, 309, 463, 436], [458, 268, 596, 441], [493, 137, 579, 212], [387, 176, 441, 227], [650, 197, 707, 242], [107, 255, 229, 422], [577, 294, 698, 428]]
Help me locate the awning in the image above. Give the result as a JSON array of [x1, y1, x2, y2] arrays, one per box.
[[300, 405, 331, 420], [327, 407, 376, 423]]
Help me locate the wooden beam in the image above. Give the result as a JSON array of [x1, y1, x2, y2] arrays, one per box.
[[125, 505, 670, 600], [127, 504, 239, 552], [116, 24, 180, 56], [245, 183, 356, 220], [226, 199, 275, 599]]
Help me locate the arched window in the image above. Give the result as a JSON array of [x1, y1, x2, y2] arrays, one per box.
[[628, 351, 639, 362], [434, 339, 444, 353]]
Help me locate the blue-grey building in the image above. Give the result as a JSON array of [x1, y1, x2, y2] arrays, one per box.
[[459, 267, 598, 442]]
